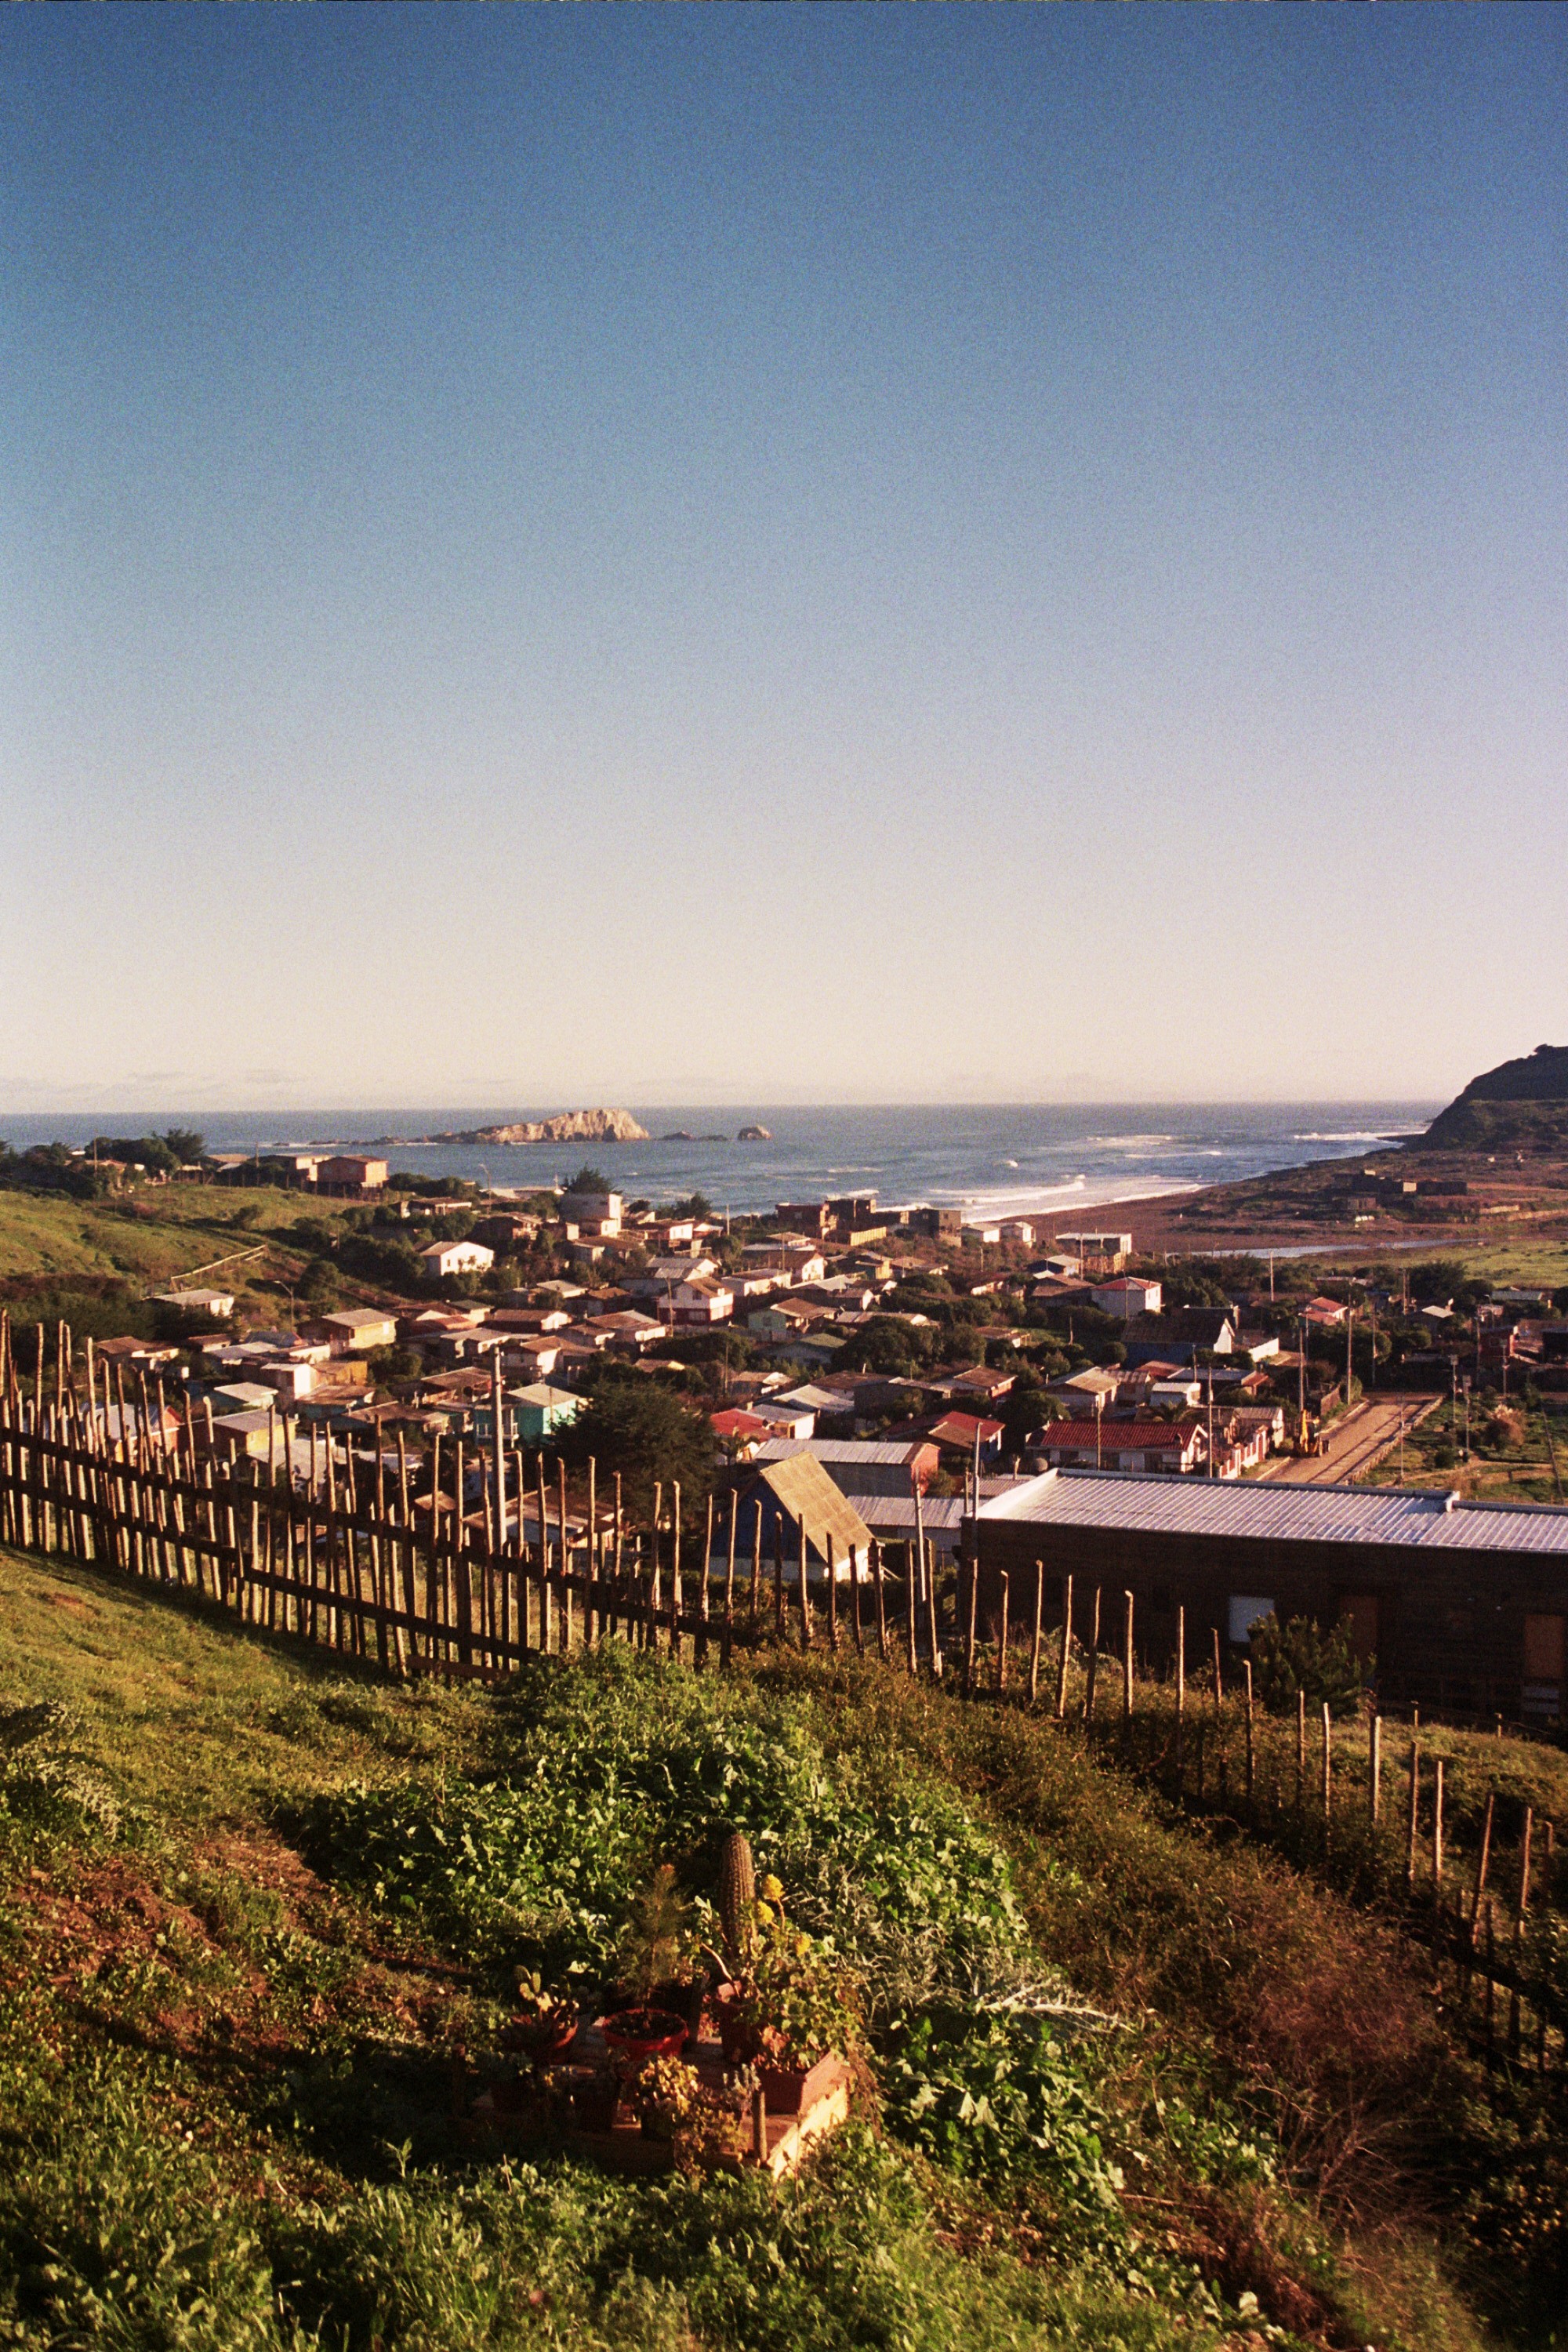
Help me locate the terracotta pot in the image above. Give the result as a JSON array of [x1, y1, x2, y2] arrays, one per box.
[[510, 2005, 579, 2062], [567, 2071, 619, 2132], [758, 2053, 837, 2116], [709, 1984, 758, 2063], [598, 2007, 688, 2065]]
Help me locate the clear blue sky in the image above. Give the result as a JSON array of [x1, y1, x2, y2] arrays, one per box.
[[2, 5, 1563, 1112]]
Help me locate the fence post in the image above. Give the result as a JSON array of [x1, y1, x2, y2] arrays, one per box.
[[1028, 1561, 1044, 1705], [873, 1538, 888, 1661], [1122, 1591, 1135, 1722], [826, 1530, 839, 1654], [1432, 1755, 1445, 1889], [1083, 1585, 1101, 1722], [1369, 1708, 1381, 1830], [924, 1538, 942, 1679], [996, 1570, 1010, 1695], [1405, 1740, 1421, 1893], [797, 1515, 812, 1650], [851, 1544, 865, 1658], [724, 1493, 738, 1667], [1054, 1572, 1073, 1720], [1320, 1701, 1333, 1853], [1243, 1660, 1255, 1807]]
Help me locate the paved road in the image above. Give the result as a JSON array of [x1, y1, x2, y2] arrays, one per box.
[[1258, 1394, 1437, 1486]]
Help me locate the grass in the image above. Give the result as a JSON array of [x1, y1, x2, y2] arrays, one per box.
[[1358, 1396, 1568, 1505], [0, 1182, 325, 1284], [0, 1544, 1559, 2349]]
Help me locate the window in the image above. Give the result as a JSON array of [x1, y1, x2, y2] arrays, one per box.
[[1228, 1595, 1275, 1645]]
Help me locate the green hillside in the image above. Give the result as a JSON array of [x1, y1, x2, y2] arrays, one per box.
[[2, 1547, 1562, 2351]]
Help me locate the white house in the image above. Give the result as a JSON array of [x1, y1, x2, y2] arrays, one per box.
[[418, 1240, 496, 1282], [1091, 1276, 1163, 1320]]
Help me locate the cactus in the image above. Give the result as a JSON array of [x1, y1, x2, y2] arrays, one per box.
[[717, 1830, 756, 1969]]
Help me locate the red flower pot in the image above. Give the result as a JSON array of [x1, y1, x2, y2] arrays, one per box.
[[597, 2007, 688, 2065]]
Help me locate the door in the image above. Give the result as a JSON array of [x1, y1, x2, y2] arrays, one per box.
[[1523, 1614, 1565, 1722], [1339, 1594, 1380, 1664]]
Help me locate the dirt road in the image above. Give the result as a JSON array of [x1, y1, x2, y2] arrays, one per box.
[[1258, 1394, 1439, 1486]]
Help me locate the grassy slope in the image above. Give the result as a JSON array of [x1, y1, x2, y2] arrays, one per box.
[[0, 1549, 1535, 2352], [0, 1185, 321, 1282]]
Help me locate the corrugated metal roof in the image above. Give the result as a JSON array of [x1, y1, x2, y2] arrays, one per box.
[[976, 1470, 1568, 1556], [756, 1437, 931, 1465]]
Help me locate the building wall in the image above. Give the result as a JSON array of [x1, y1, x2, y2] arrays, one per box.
[[973, 1516, 1568, 1725]]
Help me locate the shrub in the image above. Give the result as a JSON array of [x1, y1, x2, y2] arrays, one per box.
[[1247, 1614, 1367, 1720]]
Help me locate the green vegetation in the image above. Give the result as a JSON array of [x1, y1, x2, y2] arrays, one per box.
[[1, 1541, 1559, 2350]]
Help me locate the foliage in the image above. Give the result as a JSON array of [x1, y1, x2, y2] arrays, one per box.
[[1247, 1612, 1368, 1719], [554, 1382, 714, 1520], [564, 1165, 612, 1196], [883, 2011, 1123, 2224], [731, 1885, 862, 2069], [612, 1864, 699, 2000]]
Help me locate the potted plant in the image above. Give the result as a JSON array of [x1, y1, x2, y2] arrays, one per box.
[[599, 1864, 697, 2063], [551, 2062, 619, 2132], [505, 1969, 580, 2062], [729, 1877, 860, 2114], [635, 2054, 756, 2174]]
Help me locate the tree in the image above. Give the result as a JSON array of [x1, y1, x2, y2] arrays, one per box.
[[1249, 1613, 1367, 1719], [555, 1381, 714, 1522], [565, 1165, 612, 1196], [162, 1128, 205, 1164]]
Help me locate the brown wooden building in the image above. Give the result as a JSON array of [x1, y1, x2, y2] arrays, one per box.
[[971, 1471, 1568, 1729]]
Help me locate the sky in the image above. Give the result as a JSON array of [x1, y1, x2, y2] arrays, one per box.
[[2, 5, 1564, 1114]]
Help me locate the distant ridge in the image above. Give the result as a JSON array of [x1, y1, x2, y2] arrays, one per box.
[[1417, 1045, 1568, 1150]]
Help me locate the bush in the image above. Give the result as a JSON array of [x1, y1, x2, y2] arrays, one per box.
[[1247, 1614, 1367, 1720]]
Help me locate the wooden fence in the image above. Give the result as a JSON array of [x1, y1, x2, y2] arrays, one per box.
[[1, 1316, 1563, 2085], [0, 1322, 942, 1681]]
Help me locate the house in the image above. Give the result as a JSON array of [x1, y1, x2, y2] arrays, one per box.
[[749, 1299, 832, 1341], [314, 1155, 389, 1198], [210, 1381, 280, 1417], [1054, 1229, 1134, 1272], [927, 1410, 1004, 1460], [1091, 1276, 1163, 1320], [252, 1359, 316, 1400], [967, 1225, 1002, 1246], [485, 1306, 572, 1338], [971, 1473, 1568, 1724], [657, 1276, 735, 1328], [941, 1364, 1015, 1406], [151, 1288, 236, 1320], [1299, 1296, 1348, 1330], [579, 1310, 663, 1353], [93, 1334, 183, 1370], [312, 1308, 399, 1356], [1042, 1367, 1123, 1417], [417, 1239, 495, 1282], [900, 1206, 963, 1242], [470, 1214, 541, 1253], [729, 1454, 874, 1584], [558, 1190, 622, 1238], [774, 1383, 857, 1430], [1036, 1419, 1205, 1475], [753, 1436, 940, 1500], [208, 1409, 285, 1462], [749, 1399, 818, 1440], [710, 1406, 773, 1457], [999, 1220, 1035, 1247], [506, 1382, 583, 1443]]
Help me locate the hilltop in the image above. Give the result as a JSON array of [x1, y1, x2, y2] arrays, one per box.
[[1417, 1046, 1568, 1152]]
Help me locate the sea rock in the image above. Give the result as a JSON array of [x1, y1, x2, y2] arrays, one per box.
[[736, 1123, 772, 1142], [377, 1109, 651, 1149]]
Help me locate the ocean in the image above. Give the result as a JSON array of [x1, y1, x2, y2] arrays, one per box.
[[0, 1103, 1439, 1221]]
